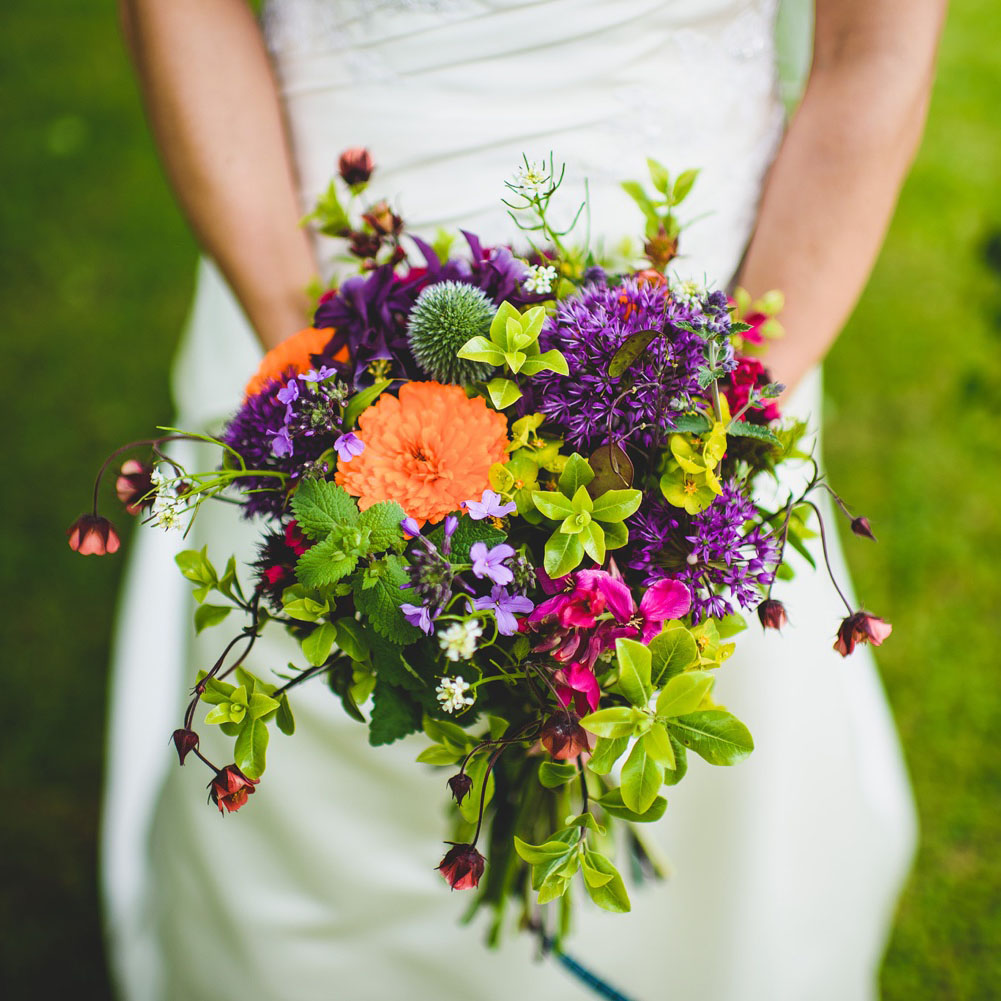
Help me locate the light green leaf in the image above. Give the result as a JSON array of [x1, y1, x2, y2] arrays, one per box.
[[668, 709, 754, 766], [301, 621, 338, 667], [579, 706, 642, 739], [175, 547, 216, 586], [248, 691, 280, 720], [596, 787, 668, 822], [649, 624, 699, 685], [537, 872, 572, 905], [343, 379, 391, 429], [531, 490, 575, 521], [291, 479, 358, 539], [484, 377, 522, 409], [234, 717, 269, 779], [457, 335, 505, 365], [655, 670, 714, 718], [514, 836, 574, 866], [296, 536, 358, 589], [581, 852, 631, 913], [204, 703, 235, 725], [581, 851, 614, 887], [603, 519, 629, 550], [620, 738, 664, 814], [586, 735, 628, 775], [488, 301, 522, 344], [519, 348, 570, 377], [415, 744, 462, 766], [538, 760, 579, 789], [334, 618, 371, 662], [579, 521, 606, 564], [646, 157, 671, 195], [671, 168, 700, 205], [558, 453, 595, 498], [590, 488, 642, 523], [543, 531, 584, 578], [276, 693, 295, 735], [199, 676, 235, 705], [423, 715, 475, 749], [194, 603, 231, 634], [614, 637, 652, 707], [642, 724, 677, 770], [621, 180, 658, 223], [282, 594, 329, 622]]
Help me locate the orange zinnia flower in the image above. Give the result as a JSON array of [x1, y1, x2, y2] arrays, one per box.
[[336, 382, 508, 526], [244, 326, 345, 398]]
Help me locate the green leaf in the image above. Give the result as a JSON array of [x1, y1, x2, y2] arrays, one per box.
[[668, 709, 754, 765], [276, 693, 295, 736], [543, 531, 584, 578], [579, 521, 606, 564], [672, 413, 712, 434], [415, 743, 463, 766], [199, 676, 236, 705], [488, 301, 522, 345], [175, 547, 216, 586], [727, 421, 781, 446], [532, 490, 575, 520], [356, 500, 406, 552], [458, 335, 505, 365], [614, 637, 652, 707], [352, 556, 421, 644], [580, 852, 631, 913], [579, 706, 641, 739], [484, 377, 522, 409], [519, 348, 569, 377], [642, 724, 677, 769], [333, 617, 371, 662], [558, 453, 595, 498], [513, 837, 574, 865], [343, 379, 391, 429], [234, 717, 269, 779], [621, 180, 658, 223], [301, 621, 338, 666], [646, 157, 671, 194], [538, 760, 579, 789], [194, 603, 231, 634], [537, 872, 572, 905], [620, 738, 664, 814], [588, 443, 634, 494], [608, 328, 660, 379], [717, 613, 748, 639], [660, 733, 688, 786], [296, 535, 358, 589], [595, 787, 668, 823], [655, 670, 714, 718], [603, 519, 628, 550], [291, 479, 358, 539], [580, 851, 614, 888], [586, 735, 628, 775], [649, 624, 699, 685], [282, 593, 329, 622], [423, 715, 476, 748], [248, 691, 280, 720], [368, 680, 421, 745], [671, 168, 700, 205], [590, 488, 642, 523], [428, 516, 506, 563]]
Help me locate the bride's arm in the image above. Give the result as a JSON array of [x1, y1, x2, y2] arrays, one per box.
[[119, 0, 317, 350], [737, 0, 947, 392]]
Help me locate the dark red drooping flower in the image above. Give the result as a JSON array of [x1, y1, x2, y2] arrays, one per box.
[[757, 598, 788, 631], [436, 844, 485, 890], [172, 728, 200, 765], [447, 772, 473, 806], [833, 611, 892, 657], [338, 147, 375, 186], [67, 514, 121, 556], [539, 710, 591, 761], [208, 765, 259, 814], [851, 516, 877, 541], [115, 459, 154, 515]]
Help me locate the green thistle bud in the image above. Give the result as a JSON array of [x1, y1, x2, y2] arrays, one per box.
[[406, 280, 496, 385]]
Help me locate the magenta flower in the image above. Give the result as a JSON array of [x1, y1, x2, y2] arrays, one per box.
[[528, 568, 612, 629], [598, 576, 692, 643], [555, 662, 601, 714], [833, 611, 892, 657]]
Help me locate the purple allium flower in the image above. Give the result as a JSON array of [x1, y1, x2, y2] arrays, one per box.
[[464, 489, 517, 520], [469, 541, 516, 586], [473, 586, 534, 636], [401, 602, 436, 635], [533, 277, 709, 450], [334, 432, 365, 462]]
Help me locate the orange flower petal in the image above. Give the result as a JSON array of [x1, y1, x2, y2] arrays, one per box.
[[244, 327, 346, 398]]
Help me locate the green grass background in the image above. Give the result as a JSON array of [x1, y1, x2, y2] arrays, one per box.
[[1, 1, 999, 998]]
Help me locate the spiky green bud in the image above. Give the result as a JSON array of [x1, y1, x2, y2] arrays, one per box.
[[406, 280, 496, 385]]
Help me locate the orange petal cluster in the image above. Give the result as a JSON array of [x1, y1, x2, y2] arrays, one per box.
[[244, 326, 344, 398], [336, 381, 509, 526]]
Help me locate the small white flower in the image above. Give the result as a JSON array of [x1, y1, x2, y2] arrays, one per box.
[[438, 620, 483, 662], [511, 160, 550, 198], [669, 278, 703, 308], [150, 466, 184, 532], [436, 675, 476, 714], [523, 264, 557, 295]]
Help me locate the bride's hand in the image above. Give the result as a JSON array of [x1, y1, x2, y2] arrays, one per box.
[[737, 0, 947, 397], [119, 0, 318, 350]]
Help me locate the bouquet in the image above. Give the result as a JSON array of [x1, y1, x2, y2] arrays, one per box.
[[71, 151, 890, 948]]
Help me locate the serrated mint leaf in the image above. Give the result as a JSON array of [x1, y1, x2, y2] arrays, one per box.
[[291, 479, 359, 539], [368, 679, 422, 746], [296, 535, 358, 588], [352, 556, 421, 644], [356, 500, 406, 552]]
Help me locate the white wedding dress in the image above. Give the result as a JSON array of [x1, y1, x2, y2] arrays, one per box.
[[101, 2, 917, 999]]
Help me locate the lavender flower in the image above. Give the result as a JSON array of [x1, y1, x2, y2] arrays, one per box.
[[473, 586, 534, 635], [334, 432, 364, 462], [401, 602, 437, 635], [465, 490, 516, 520], [470, 542, 516, 586]]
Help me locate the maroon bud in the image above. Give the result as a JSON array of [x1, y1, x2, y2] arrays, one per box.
[[447, 772, 473, 806], [348, 230, 383, 260], [115, 459, 154, 515], [171, 728, 199, 765], [338, 147, 375, 186], [67, 514, 121, 556], [436, 843, 485, 890], [362, 200, 403, 237], [850, 516, 877, 542], [539, 710, 591, 761], [757, 598, 788, 631], [208, 765, 259, 814], [833, 611, 893, 657]]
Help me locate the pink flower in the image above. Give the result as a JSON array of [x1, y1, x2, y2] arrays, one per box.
[[555, 662, 601, 714], [67, 514, 121, 556], [833, 611, 892, 657], [528, 568, 613, 629], [598, 576, 692, 644], [437, 844, 485, 890], [208, 765, 259, 814]]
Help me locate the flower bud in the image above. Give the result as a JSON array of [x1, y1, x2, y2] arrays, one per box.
[[850, 516, 877, 542], [436, 843, 485, 890], [171, 728, 199, 765], [348, 230, 382, 260], [338, 147, 375, 186], [447, 772, 473, 806], [67, 514, 121, 556], [362, 200, 403, 237], [757, 598, 787, 631], [208, 765, 259, 814], [539, 710, 591, 761], [643, 225, 679, 271], [115, 459, 154, 515], [833, 611, 893, 657]]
